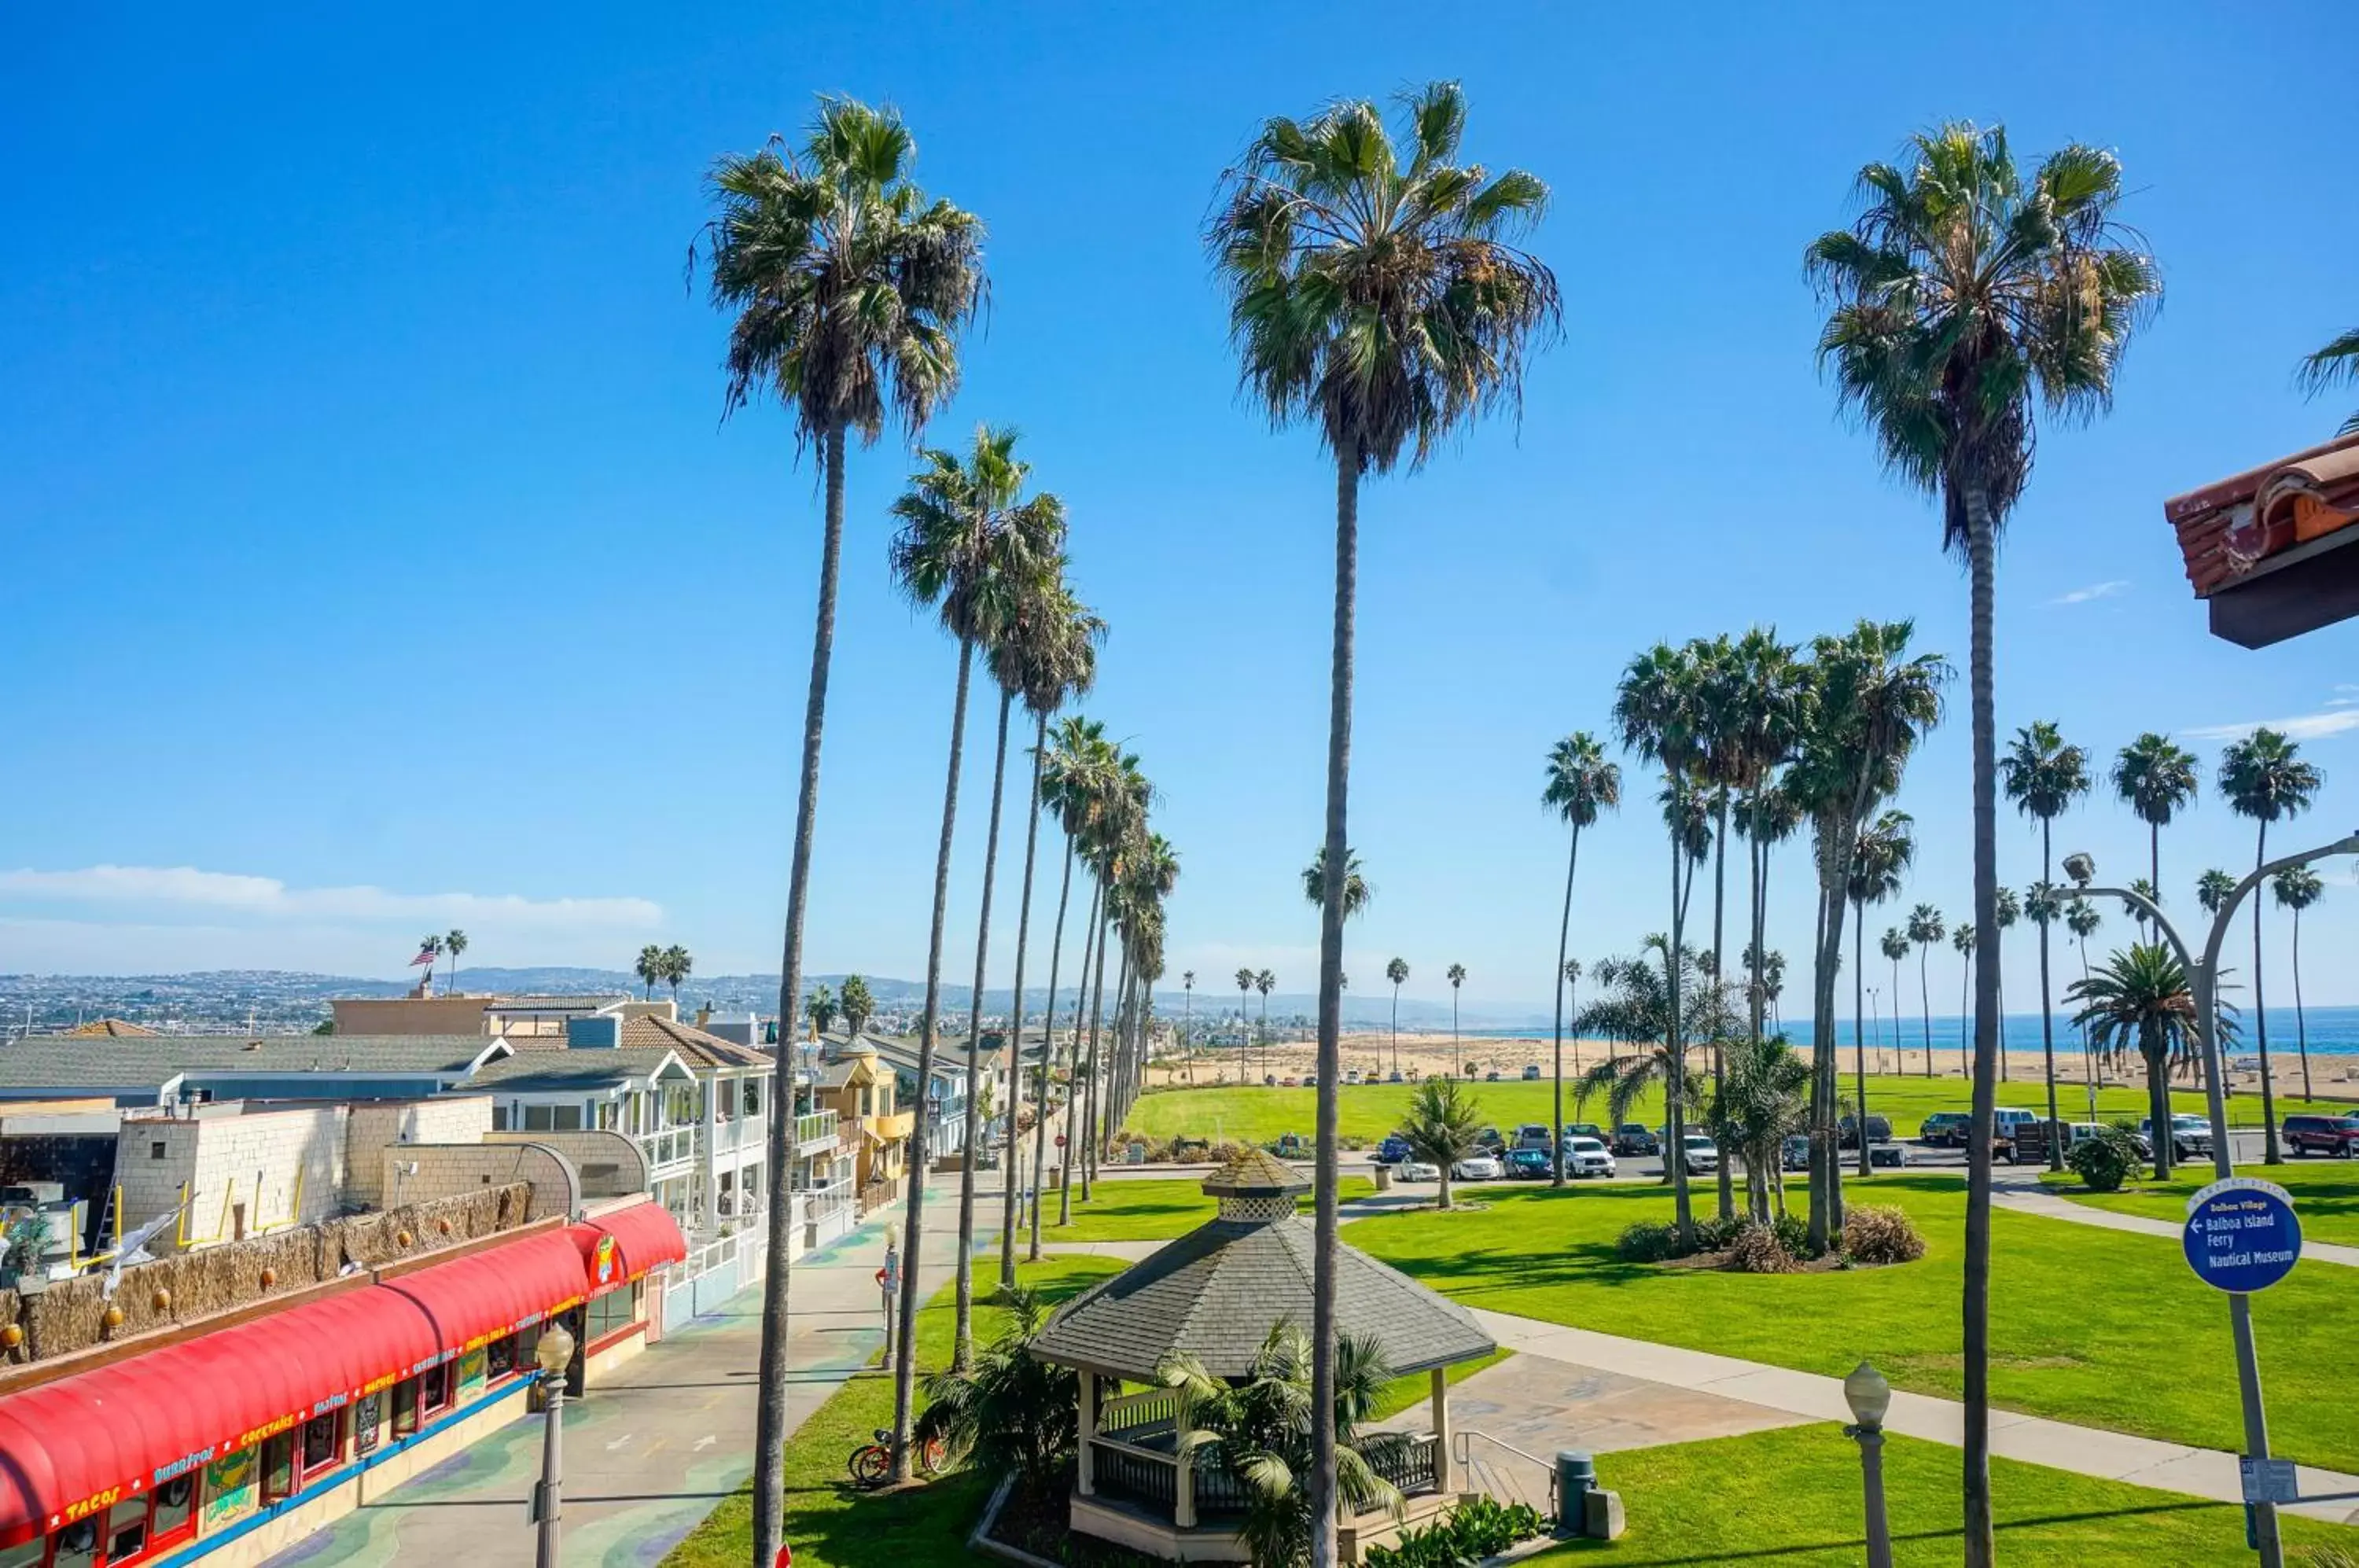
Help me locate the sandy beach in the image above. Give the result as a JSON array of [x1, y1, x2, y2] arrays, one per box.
[[1149, 1026, 2359, 1106]]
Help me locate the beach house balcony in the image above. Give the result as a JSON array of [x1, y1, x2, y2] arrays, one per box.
[[637, 1124, 700, 1175], [793, 1108, 840, 1158]]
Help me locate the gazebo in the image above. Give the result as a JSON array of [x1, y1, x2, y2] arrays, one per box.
[[1032, 1150, 1496, 1562]]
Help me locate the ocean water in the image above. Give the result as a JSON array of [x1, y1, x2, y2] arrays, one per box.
[[1462, 1006, 2359, 1056]]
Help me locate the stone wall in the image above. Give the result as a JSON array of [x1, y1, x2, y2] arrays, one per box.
[[384, 1143, 579, 1223], [344, 1097, 494, 1209], [483, 1128, 644, 1197], [115, 1105, 348, 1250], [0, 1182, 532, 1367]]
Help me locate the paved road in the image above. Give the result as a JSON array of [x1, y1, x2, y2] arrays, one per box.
[[263, 1179, 1003, 1568]]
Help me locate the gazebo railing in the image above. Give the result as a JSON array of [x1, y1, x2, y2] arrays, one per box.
[[1091, 1435, 1179, 1512], [1367, 1433, 1441, 1498], [1101, 1386, 1181, 1438], [1087, 1430, 1444, 1524]]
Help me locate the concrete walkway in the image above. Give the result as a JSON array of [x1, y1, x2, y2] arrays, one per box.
[[1473, 1308, 2359, 1527], [1993, 1171, 2359, 1267], [263, 1180, 998, 1568]]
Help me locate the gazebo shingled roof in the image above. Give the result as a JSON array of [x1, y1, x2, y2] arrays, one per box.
[[1030, 1152, 1493, 1382]]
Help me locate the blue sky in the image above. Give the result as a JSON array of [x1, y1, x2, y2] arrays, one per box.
[[6, 2, 2357, 1012]]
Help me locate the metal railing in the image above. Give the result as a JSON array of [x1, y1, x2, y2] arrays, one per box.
[[1452, 1429, 1557, 1516], [1367, 1432, 1441, 1497], [637, 1127, 699, 1169], [1091, 1437, 1178, 1513]]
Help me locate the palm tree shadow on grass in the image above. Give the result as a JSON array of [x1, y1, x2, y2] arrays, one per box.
[[1542, 1498, 2236, 1564]]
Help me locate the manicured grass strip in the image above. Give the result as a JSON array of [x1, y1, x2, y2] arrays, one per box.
[[2040, 1160, 2359, 1248], [1037, 1174, 1375, 1242], [1122, 1077, 2331, 1150], [1346, 1175, 2359, 1475], [1533, 1422, 2348, 1565], [661, 1257, 1128, 1568]]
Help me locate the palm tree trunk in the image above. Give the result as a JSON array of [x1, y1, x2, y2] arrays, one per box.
[[1389, 988, 1399, 1077], [2147, 1038, 2173, 1181], [1059, 874, 1099, 1229], [1024, 724, 1065, 1263], [1919, 944, 1934, 1077], [1551, 823, 1581, 1190], [1083, 901, 1111, 1194], [2039, 821, 2063, 1171], [1104, 943, 1131, 1157], [891, 632, 974, 1477], [1747, 788, 1767, 1045], [1308, 444, 1361, 1568], [750, 423, 846, 1568], [1665, 790, 1694, 1242], [1960, 483, 2001, 1568], [953, 687, 1015, 1362], [1712, 792, 1734, 1222], [2254, 824, 2282, 1162], [1854, 900, 1871, 1181], [2294, 907, 2312, 1101]]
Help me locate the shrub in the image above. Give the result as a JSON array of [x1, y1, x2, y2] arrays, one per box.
[[1691, 1213, 1746, 1251], [1841, 1203, 1928, 1265], [1728, 1223, 1801, 1274], [1617, 1220, 1686, 1262], [2068, 1124, 2142, 1192], [1771, 1211, 1813, 1259], [1364, 1497, 1547, 1568]]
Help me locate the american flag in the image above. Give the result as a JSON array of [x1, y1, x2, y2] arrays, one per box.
[[410, 944, 437, 967]]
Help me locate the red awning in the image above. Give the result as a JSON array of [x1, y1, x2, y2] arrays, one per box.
[[0, 1228, 591, 1547], [571, 1201, 687, 1294]]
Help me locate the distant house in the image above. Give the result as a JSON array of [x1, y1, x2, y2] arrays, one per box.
[[58, 1018, 160, 1037], [812, 1049, 909, 1202]]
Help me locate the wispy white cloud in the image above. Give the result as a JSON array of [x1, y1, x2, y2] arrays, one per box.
[[2181, 711, 2359, 744], [0, 865, 661, 930], [2050, 580, 2129, 605]]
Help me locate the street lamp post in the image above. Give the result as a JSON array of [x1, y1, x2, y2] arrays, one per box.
[[532, 1323, 576, 1568], [1843, 1360, 1893, 1568], [2065, 830, 2359, 1568]]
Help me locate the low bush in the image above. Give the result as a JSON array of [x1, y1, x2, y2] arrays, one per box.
[[1841, 1203, 1927, 1265], [1691, 1213, 1746, 1250], [1617, 1220, 1686, 1262], [2067, 1124, 2142, 1193], [1771, 1211, 1813, 1259], [1728, 1223, 1801, 1274], [1363, 1496, 1546, 1568]]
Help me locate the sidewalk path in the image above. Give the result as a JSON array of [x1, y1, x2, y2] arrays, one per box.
[[1474, 1308, 2359, 1527], [264, 1180, 999, 1568], [1992, 1172, 2359, 1268]]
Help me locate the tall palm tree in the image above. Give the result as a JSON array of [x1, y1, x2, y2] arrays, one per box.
[[2272, 864, 2325, 1102], [1445, 963, 1467, 1075], [1879, 928, 1910, 1073], [662, 944, 693, 1006], [2069, 944, 2213, 1180], [1615, 643, 1706, 1236], [1300, 847, 1371, 917], [2114, 734, 2200, 911], [1210, 83, 1559, 1556], [418, 933, 444, 990], [2298, 326, 2359, 433], [1811, 123, 2157, 1557], [1727, 631, 1804, 1047], [1706, 1032, 1813, 1221], [443, 929, 467, 992], [1236, 967, 1257, 1077], [1849, 811, 1915, 1176], [2220, 727, 2324, 1163], [1542, 732, 1621, 1185], [2062, 894, 2101, 1103], [634, 944, 663, 1000], [1562, 960, 1582, 1073], [1181, 970, 1196, 1073], [840, 974, 875, 1040], [2000, 720, 2092, 1167], [1688, 634, 1748, 1220], [1993, 885, 2021, 1084], [1009, 600, 1103, 1267], [1036, 716, 1110, 1238], [1906, 904, 1944, 1077], [1573, 939, 1738, 1166], [1383, 958, 1409, 1076], [1787, 620, 1948, 1245], [887, 424, 1066, 1420], [1735, 781, 1805, 1036], [700, 96, 984, 1559], [2196, 867, 2236, 918], [1952, 921, 1977, 1073], [1257, 969, 1276, 1068]]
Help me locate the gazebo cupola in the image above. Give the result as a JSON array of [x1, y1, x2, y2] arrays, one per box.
[[1031, 1151, 1496, 1563]]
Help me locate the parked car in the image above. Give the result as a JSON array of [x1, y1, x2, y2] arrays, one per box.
[[1504, 1147, 1554, 1180], [1398, 1160, 1441, 1182], [1987, 1108, 2044, 1162], [1867, 1142, 1910, 1169], [1838, 1113, 1893, 1149], [1781, 1134, 1812, 1172], [1611, 1124, 1658, 1157], [1512, 1123, 1553, 1151], [1387, 1069, 1405, 1084], [1452, 1154, 1504, 1182], [1376, 1133, 1413, 1164], [1676, 1134, 1719, 1176], [1522, 1064, 1543, 1080], [2140, 1113, 2214, 1159], [1564, 1121, 1606, 1143], [1474, 1124, 1508, 1156], [1919, 1112, 1971, 1147], [1562, 1136, 1617, 1179], [1280, 1076, 1301, 1088], [1345, 1068, 1365, 1085], [2284, 1113, 2359, 1158], [1483, 1069, 1503, 1081]]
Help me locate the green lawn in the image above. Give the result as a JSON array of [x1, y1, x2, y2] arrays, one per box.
[[662, 1257, 1128, 1568], [2040, 1159, 2359, 1248], [1035, 1174, 1376, 1242], [1345, 1174, 2359, 1474], [1124, 1076, 2333, 1149], [1536, 1423, 2351, 1566]]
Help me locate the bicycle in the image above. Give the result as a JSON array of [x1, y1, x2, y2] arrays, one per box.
[[848, 1428, 945, 1488]]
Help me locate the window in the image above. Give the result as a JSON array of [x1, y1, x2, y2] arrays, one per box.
[[355, 1390, 384, 1454], [586, 1281, 639, 1343], [521, 1104, 582, 1132], [486, 1333, 517, 1382], [392, 1378, 420, 1437], [595, 1099, 619, 1131], [149, 1140, 167, 1160], [50, 1520, 98, 1568], [261, 1430, 296, 1502], [421, 1361, 454, 1417], [299, 1411, 341, 1480], [491, 1105, 509, 1132], [150, 1474, 197, 1552], [742, 1078, 762, 1117]]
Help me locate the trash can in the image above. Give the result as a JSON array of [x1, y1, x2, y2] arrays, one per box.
[[1555, 1451, 1597, 1536], [1372, 1165, 1392, 1192]]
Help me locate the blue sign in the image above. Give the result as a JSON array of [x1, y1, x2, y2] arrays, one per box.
[[2183, 1178, 2302, 1294]]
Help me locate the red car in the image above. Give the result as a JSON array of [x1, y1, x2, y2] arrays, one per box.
[[2285, 1113, 2359, 1158]]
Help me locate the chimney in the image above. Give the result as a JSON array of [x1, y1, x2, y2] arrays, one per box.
[[694, 1003, 712, 1028]]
